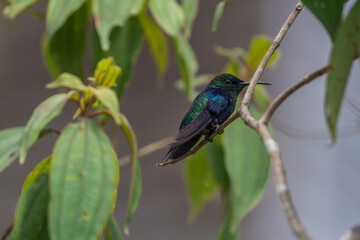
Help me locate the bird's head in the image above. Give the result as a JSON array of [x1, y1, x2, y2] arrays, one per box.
[[208, 73, 271, 94]]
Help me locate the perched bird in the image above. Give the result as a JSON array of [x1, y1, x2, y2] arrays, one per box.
[[159, 73, 271, 165]]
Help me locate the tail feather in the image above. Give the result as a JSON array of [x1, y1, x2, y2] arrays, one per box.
[[159, 148, 175, 164], [158, 135, 201, 165]]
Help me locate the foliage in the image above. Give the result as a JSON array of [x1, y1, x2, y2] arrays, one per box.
[[302, 0, 359, 140], [0, 57, 139, 239], [324, 1, 360, 140], [0, 0, 359, 239]]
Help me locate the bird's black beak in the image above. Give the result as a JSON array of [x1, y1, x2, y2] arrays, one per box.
[[239, 81, 271, 86]]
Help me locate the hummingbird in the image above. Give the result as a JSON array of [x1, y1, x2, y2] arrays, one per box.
[[159, 73, 271, 165]]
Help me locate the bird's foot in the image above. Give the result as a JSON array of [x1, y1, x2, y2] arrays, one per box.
[[205, 136, 214, 142], [214, 124, 224, 134]]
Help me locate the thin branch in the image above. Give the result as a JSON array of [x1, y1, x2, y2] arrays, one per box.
[[338, 225, 360, 240], [239, 1, 304, 128], [260, 64, 332, 124], [237, 2, 309, 239], [119, 135, 174, 167], [257, 124, 309, 240]]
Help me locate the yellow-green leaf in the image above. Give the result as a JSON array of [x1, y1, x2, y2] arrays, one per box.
[[212, 0, 232, 32], [246, 35, 281, 71], [118, 114, 141, 235], [148, 0, 185, 37], [49, 119, 119, 240], [181, 0, 199, 39], [10, 157, 51, 240], [92, 0, 145, 51], [22, 156, 51, 193], [46, 73, 86, 91], [325, 0, 360, 140], [0, 127, 24, 173], [19, 91, 74, 164], [138, 13, 168, 83], [91, 87, 121, 124]]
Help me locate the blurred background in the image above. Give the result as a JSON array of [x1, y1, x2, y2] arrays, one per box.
[[1, 0, 360, 239]]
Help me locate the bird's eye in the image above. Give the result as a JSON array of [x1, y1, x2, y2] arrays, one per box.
[[225, 79, 231, 84]]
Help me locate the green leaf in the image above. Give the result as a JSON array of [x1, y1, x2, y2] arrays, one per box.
[[223, 62, 240, 76], [2, 0, 40, 19], [148, 0, 185, 37], [49, 119, 119, 240], [0, 127, 24, 173], [91, 87, 121, 124], [215, 45, 245, 76], [302, 0, 345, 41], [246, 35, 281, 71], [46, 0, 86, 40], [92, 17, 143, 101], [222, 109, 270, 233], [216, 202, 238, 240], [184, 148, 217, 222], [10, 157, 51, 240], [104, 215, 124, 240], [212, 0, 232, 32], [117, 114, 141, 235], [325, 0, 360, 140], [173, 34, 198, 101], [92, 0, 145, 51], [22, 156, 51, 193], [181, 0, 199, 39], [46, 73, 86, 91], [138, 13, 168, 84], [203, 136, 229, 191], [19, 91, 74, 164], [43, 1, 90, 78]]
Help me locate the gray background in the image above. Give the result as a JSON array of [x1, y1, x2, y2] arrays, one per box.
[[1, 0, 360, 239]]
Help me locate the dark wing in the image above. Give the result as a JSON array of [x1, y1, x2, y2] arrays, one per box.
[[168, 95, 228, 149]]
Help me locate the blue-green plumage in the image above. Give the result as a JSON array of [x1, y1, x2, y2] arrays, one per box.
[[160, 73, 270, 164]]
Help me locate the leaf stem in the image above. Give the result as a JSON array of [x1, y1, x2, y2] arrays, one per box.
[[87, 109, 112, 119], [0, 222, 13, 240]]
